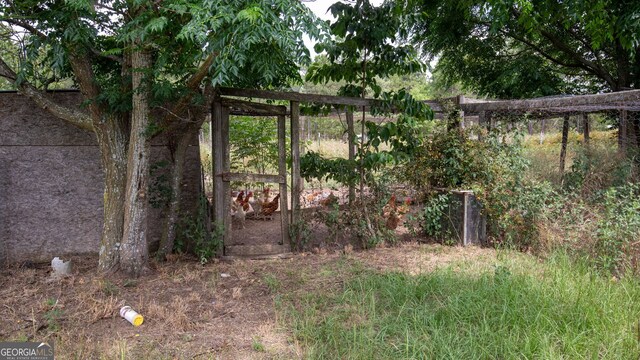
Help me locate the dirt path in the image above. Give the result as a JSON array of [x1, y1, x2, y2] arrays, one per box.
[[0, 243, 498, 359]]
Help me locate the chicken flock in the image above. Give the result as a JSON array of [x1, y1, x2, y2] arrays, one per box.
[[230, 187, 411, 231], [231, 188, 280, 229]]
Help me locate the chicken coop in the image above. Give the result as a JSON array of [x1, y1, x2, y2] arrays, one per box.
[[210, 87, 433, 258]]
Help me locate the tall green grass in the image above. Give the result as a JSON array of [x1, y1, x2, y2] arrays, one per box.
[[287, 253, 640, 359]]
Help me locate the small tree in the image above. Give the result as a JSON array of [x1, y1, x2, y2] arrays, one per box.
[[303, 0, 432, 241]]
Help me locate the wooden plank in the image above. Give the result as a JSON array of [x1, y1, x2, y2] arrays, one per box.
[[222, 106, 232, 249], [224, 243, 291, 257], [219, 97, 288, 116], [212, 101, 225, 240], [290, 101, 301, 246], [222, 173, 285, 184], [219, 86, 445, 111], [278, 115, 289, 246], [221, 86, 371, 106], [346, 110, 356, 203]]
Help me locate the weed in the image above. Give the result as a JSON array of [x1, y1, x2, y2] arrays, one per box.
[[175, 196, 223, 264], [123, 279, 137, 288], [263, 274, 281, 294], [44, 298, 63, 332], [252, 337, 266, 352], [101, 280, 119, 296]]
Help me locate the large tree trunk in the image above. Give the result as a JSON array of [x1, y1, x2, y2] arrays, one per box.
[[157, 127, 194, 259], [95, 118, 128, 272], [120, 46, 151, 277]]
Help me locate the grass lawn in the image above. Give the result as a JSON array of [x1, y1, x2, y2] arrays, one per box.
[[284, 251, 640, 359], [2, 244, 639, 359]]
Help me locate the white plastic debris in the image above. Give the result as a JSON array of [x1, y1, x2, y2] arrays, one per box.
[[120, 306, 144, 327], [51, 257, 72, 276], [220, 273, 231, 278]]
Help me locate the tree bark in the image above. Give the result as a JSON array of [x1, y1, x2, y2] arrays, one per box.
[[120, 45, 151, 277], [157, 127, 194, 259], [95, 118, 129, 272]]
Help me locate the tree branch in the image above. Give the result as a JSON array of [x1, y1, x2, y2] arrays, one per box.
[[0, 56, 93, 131], [158, 52, 217, 128], [67, 50, 105, 121], [2, 19, 47, 40]]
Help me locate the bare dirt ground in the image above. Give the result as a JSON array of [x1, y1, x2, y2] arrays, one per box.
[[0, 242, 499, 359]]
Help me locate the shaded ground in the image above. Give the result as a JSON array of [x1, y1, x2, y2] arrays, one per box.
[[0, 243, 498, 359]]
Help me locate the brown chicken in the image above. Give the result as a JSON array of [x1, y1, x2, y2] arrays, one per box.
[[320, 192, 338, 207], [243, 191, 254, 212], [261, 193, 281, 217], [383, 194, 400, 230], [235, 191, 245, 205], [385, 207, 400, 230]]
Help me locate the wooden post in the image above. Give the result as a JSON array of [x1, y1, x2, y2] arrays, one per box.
[[560, 115, 570, 176], [619, 109, 628, 153], [528, 120, 534, 135], [477, 110, 486, 141], [583, 113, 590, 144], [456, 94, 465, 129], [540, 119, 546, 144], [221, 107, 231, 249], [277, 115, 290, 247], [212, 100, 227, 250], [299, 115, 306, 193], [346, 109, 356, 203], [290, 101, 301, 246]]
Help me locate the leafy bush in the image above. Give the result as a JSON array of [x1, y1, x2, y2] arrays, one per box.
[[405, 120, 554, 249], [174, 196, 223, 264], [593, 183, 640, 275]]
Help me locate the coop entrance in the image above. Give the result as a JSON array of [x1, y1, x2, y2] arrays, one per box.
[[211, 98, 301, 257]]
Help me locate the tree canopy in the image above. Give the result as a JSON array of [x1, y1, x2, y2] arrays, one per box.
[[403, 0, 640, 97]]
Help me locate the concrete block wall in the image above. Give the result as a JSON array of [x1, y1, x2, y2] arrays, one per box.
[[0, 91, 202, 264]]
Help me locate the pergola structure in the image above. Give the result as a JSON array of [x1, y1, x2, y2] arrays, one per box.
[[211, 87, 640, 257]]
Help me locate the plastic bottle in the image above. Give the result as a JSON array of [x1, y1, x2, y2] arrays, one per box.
[[119, 306, 144, 326]]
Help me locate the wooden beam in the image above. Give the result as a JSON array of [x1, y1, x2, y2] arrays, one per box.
[[222, 173, 285, 184], [219, 97, 288, 116], [219, 86, 444, 112], [290, 101, 301, 247], [221, 86, 371, 106], [461, 90, 640, 113]]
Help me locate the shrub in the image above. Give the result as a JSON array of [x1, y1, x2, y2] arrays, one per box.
[[593, 183, 640, 275], [405, 121, 554, 249]]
